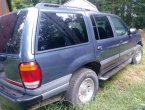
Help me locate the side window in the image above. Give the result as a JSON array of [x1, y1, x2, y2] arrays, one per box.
[[111, 16, 128, 36], [91, 15, 114, 40], [38, 12, 88, 51], [38, 13, 66, 51]]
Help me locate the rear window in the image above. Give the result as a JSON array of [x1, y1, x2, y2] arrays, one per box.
[[0, 10, 27, 54]]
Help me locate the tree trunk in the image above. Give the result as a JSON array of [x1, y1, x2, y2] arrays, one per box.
[[111, 0, 115, 14]]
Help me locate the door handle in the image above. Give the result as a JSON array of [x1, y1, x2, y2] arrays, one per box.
[[97, 46, 103, 50]]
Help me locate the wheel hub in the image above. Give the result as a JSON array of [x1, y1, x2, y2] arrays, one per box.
[[135, 50, 142, 63], [78, 78, 94, 103]]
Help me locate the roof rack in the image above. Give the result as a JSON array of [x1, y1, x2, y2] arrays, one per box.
[[35, 3, 90, 11]]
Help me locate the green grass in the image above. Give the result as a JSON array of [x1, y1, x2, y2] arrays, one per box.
[[38, 47, 145, 110]]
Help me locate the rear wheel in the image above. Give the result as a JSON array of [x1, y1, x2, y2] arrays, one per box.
[[66, 68, 99, 105], [132, 45, 143, 64]]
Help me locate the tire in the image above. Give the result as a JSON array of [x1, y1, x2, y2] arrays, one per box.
[[66, 68, 99, 105], [132, 45, 143, 64]]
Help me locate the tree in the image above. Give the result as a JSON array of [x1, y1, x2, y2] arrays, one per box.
[[12, 0, 33, 10], [94, 0, 145, 29], [12, 0, 145, 29], [12, 0, 68, 9], [31, 0, 40, 5], [132, 0, 145, 29]]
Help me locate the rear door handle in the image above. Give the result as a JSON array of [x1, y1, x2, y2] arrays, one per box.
[[97, 46, 103, 50]]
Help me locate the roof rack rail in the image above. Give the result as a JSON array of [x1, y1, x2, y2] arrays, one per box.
[[35, 3, 60, 8], [35, 3, 90, 11]]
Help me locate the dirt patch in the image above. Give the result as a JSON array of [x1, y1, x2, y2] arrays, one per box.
[[138, 30, 145, 44], [115, 74, 143, 92], [129, 73, 143, 82], [112, 69, 145, 92], [123, 68, 144, 83]]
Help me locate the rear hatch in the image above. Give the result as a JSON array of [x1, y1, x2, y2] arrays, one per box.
[[0, 10, 28, 93]]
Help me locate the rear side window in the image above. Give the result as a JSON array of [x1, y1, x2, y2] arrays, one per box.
[[91, 15, 114, 40], [0, 10, 27, 54], [38, 12, 88, 51]]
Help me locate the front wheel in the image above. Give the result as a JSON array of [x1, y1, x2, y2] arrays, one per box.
[[132, 45, 143, 64], [66, 68, 99, 105]]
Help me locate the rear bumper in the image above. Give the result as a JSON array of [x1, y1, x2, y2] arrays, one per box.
[[0, 91, 42, 110]]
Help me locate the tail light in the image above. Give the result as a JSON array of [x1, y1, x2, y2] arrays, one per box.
[[19, 62, 42, 89]]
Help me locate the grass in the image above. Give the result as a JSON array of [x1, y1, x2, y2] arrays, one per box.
[[38, 47, 145, 110]]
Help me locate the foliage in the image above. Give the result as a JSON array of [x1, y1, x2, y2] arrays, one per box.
[[88, 0, 145, 29], [12, 0, 68, 9], [12, 0, 33, 10], [12, 0, 145, 29]]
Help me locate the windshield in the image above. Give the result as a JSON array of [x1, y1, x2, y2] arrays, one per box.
[[0, 10, 28, 54]]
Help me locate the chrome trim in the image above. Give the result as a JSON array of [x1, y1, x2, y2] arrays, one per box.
[[100, 54, 119, 66], [100, 46, 136, 66], [107, 44, 120, 49], [120, 47, 134, 57], [122, 41, 129, 45]]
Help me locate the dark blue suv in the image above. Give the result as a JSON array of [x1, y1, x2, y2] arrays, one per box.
[[0, 3, 143, 110]]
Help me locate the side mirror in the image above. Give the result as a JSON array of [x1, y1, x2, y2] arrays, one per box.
[[129, 28, 137, 34]]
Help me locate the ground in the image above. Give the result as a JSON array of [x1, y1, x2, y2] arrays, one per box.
[[38, 33, 145, 110], [139, 30, 145, 44]]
